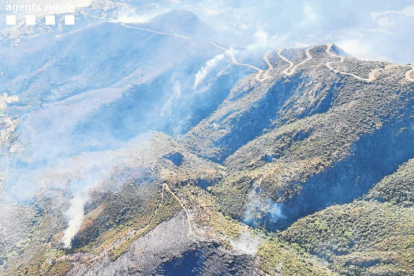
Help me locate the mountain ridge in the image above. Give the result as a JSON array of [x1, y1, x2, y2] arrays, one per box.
[[1, 9, 414, 276]]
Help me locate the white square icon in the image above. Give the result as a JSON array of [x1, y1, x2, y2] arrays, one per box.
[[26, 15, 36, 26], [65, 15, 75, 25], [6, 15, 16, 26], [45, 15, 55, 25]]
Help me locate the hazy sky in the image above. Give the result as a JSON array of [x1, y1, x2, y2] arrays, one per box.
[[143, 0, 414, 64], [1, 0, 413, 63]]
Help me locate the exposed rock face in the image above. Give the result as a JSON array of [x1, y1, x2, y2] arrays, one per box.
[[1, 8, 414, 276]]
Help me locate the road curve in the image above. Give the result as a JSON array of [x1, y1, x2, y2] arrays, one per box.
[[406, 66, 414, 82], [120, 23, 190, 40], [120, 23, 268, 82], [277, 49, 294, 75], [118, 24, 412, 84], [163, 183, 193, 236], [256, 49, 274, 81], [325, 44, 384, 82], [326, 44, 414, 83], [277, 47, 313, 76], [209, 42, 268, 82]]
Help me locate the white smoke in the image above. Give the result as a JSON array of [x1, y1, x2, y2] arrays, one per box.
[[246, 30, 290, 52], [62, 191, 88, 248], [59, 135, 153, 249], [62, 175, 104, 249], [160, 80, 181, 117], [246, 30, 269, 51], [230, 233, 260, 255], [60, 154, 117, 248], [113, 7, 170, 24], [0, 93, 18, 110], [243, 189, 285, 227], [193, 53, 224, 89], [51, 153, 115, 249]]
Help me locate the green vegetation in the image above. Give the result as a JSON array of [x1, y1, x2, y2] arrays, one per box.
[[281, 199, 414, 275], [257, 238, 338, 275], [3, 45, 414, 275], [367, 158, 414, 206], [109, 188, 182, 261]]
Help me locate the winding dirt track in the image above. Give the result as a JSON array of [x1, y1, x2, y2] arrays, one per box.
[[276, 44, 414, 83], [258, 49, 274, 81], [276, 49, 294, 74], [325, 44, 380, 82], [277, 48, 313, 76], [208, 42, 264, 78], [121, 23, 268, 82], [120, 23, 413, 84], [325, 44, 414, 83], [120, 23, 191, 40], [406, 66, 414, 82], [163, 183, 193, 236]]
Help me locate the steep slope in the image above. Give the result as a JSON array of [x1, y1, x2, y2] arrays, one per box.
[[281, 158, 414, 275], [187, 45, 414, 231], [0, 19, 249, 166], [2, 8, 414, 275], [0, 11, 269, 275], [1, 132, 225, 274], [366, 158, 414, 205], [1, 131, 337, 275], [181, 45, 343, 162]]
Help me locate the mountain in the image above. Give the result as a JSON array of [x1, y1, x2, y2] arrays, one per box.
[[1, 8, 414, 276], [145, 10, 217, 39]]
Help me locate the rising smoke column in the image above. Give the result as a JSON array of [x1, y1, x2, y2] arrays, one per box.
[[193, 53, 224, 89], [60, 157, 112, 248]]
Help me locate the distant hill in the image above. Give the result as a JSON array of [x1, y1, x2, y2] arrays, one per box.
[[145, 9, 217, 39]]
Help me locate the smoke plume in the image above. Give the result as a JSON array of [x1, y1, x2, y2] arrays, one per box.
[[193, 53, 224, 89]]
